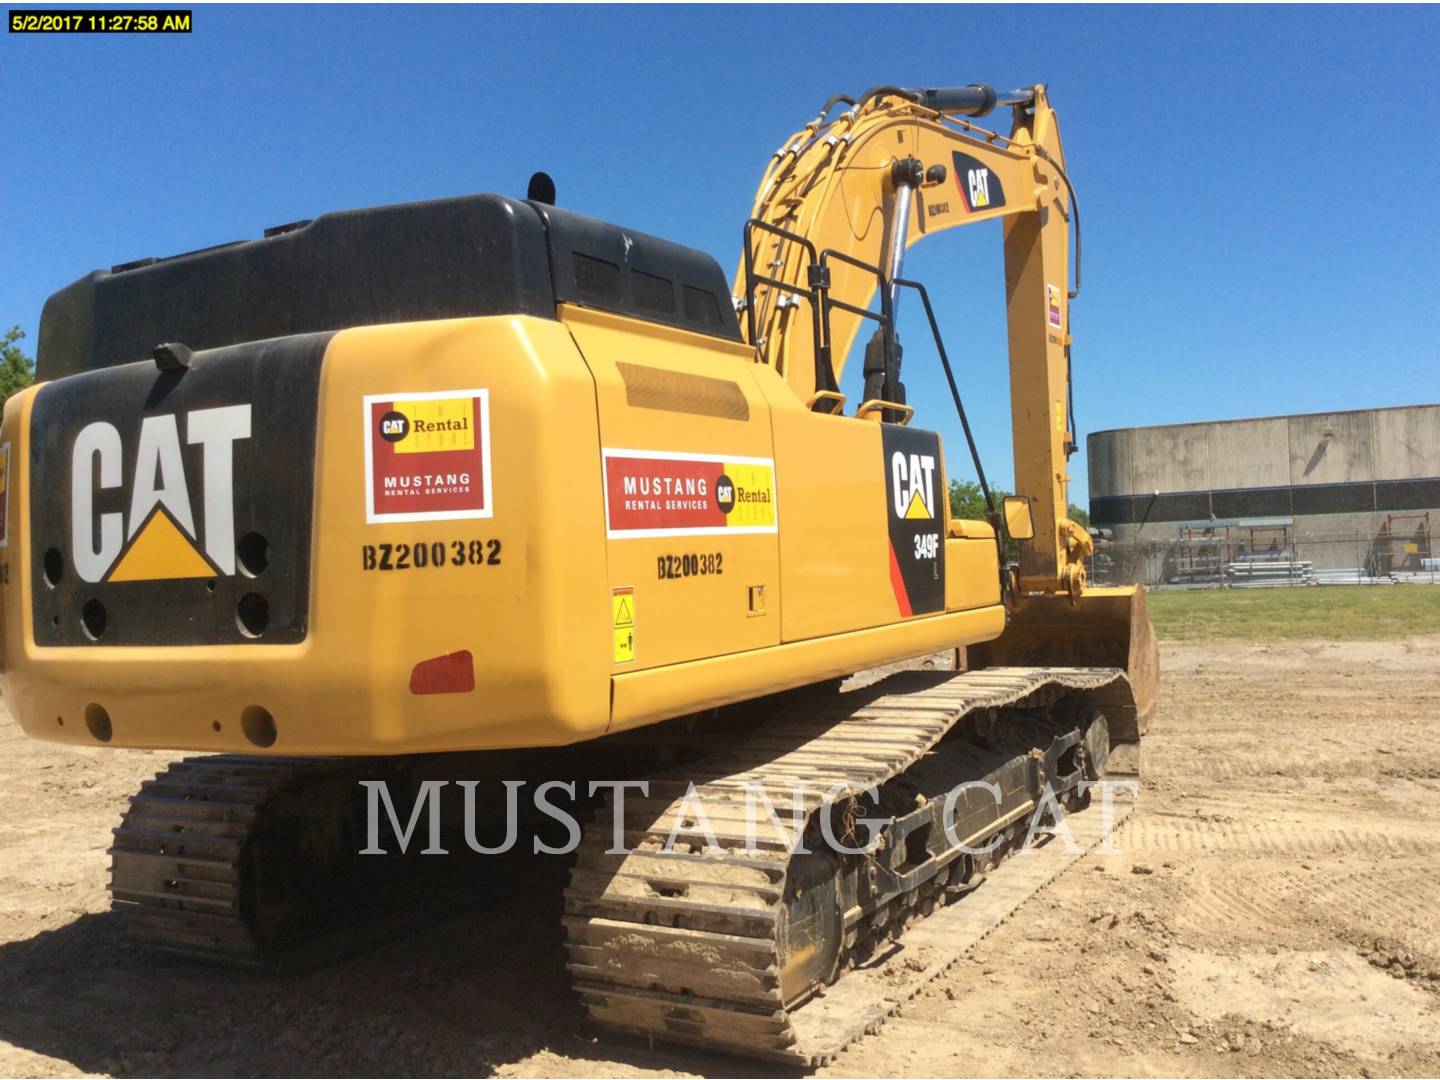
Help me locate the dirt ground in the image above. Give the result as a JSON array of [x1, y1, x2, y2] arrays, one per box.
[[2, 635, 1438, 1078]]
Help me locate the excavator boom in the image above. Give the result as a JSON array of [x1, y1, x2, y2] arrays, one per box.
[[736, 83, 1156, 724]]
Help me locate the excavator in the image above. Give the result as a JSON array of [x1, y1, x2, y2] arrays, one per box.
[[0, 82, 1156, 1064]]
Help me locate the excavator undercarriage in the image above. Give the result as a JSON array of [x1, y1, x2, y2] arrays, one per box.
[[112, 664, 1142, 1063], [565, 666, 1139, 1063]]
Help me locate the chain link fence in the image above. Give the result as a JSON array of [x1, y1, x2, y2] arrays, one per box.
[[1088, 528, 1439, 589]]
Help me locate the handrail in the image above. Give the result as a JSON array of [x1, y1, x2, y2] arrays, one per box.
[[891, 277, 995, 518], [749, 237, 994, 522], [892, 275, 1004, 592], [855, 399, 914, 424], [741, 219, 836, 404], [805, 389, 847, 415], [817, 247, 908, 421]]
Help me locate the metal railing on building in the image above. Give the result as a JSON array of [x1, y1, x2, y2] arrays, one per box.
[[1087, 516, 1437, 590]]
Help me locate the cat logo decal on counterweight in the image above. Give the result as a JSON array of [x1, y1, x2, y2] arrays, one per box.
[[69, 405, 252, 583], [882, 427, 945, 617]]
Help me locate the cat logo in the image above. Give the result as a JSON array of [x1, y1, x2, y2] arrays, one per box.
[[378, 410, 410, 442], [952, 151, 1007, 214], [881, 427, 945, 617], [967, 168, 992, 209], [891, 451, 937, 520], [70, 405, 251, 583]]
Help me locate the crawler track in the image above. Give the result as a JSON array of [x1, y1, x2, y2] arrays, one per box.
[[563, 666, 1139, 1065], [111, 756, 326, 966], [109, 754, 471, 969], [109, 665, 1139, 1067]]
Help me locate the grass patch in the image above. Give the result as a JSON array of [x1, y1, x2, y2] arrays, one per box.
[[1147, 584, 1440, 642]]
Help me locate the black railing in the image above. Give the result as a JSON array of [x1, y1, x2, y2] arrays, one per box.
[[816, 248, 901, 415], [893, 277, 995, 519], [742, 221, 994, 519], [741, 220, 834, 407]]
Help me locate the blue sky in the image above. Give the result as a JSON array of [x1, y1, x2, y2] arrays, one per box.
[[3, 4, 1437, 504]]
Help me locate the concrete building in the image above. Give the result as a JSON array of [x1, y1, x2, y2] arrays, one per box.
[[1087, 404, 1440, 583]]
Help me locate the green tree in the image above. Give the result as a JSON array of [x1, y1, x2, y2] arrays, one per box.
[[948, 478, 1007, 521], [0, 327, 35, 405], [950, 479, 1091, 530]]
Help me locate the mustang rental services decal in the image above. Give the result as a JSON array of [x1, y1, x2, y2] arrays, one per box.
[[602, 449, 778, 538], [364, 389, 493, 523]]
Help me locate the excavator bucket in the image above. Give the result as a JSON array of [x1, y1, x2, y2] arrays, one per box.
[[967, 585, 1160, 742]]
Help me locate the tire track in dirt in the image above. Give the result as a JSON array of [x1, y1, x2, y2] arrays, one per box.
[[4, 634, 1440, 1078], [1117, 814, 1430, 857]]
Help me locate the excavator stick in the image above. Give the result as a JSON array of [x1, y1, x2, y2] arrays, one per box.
[[967, 585, 1160, 742]]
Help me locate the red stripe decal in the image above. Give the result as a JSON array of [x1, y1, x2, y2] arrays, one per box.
[[409, 650, 476, 695], [887, 541, 913, 618]]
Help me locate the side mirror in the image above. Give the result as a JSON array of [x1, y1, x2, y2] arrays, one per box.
[[1003, 495, 1035, 541]]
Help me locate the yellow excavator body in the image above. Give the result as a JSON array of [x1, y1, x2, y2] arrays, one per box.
[[2, 304, 1017, 753], [0, 81, 1157, 1064], [0, 83, 1153, 756]]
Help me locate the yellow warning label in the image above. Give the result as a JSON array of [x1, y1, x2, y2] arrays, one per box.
[[108, 507, 216, 582], [394, 396, 476, 455], [612, 586, 636, 664]]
